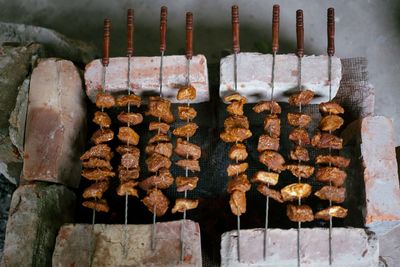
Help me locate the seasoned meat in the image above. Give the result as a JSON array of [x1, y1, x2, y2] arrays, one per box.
[[81, 144, 113, 161], [145, 142, 173, 158], [220, 128, 252, 143], [118, 127, 140, 145], [146, 96, 174, 123], [285, 164, 315, 179], [224, 115, 249, 130], [290, 146, 310, 162], [81, 169, 115, 180], [227, 174, 251, 193], [149, 121, 170, 134], [228, 143, 248, 161], [116, 145, 140, 156], [319, 102, 344, 115], [175, 159, 200, 172], [229, 190, 246, 216], [319, 115, 344, 132], [257, 185, 284, 203], [91, 129, 114, 145], [252, 171, 279, 186], [82, 199, 110, 213], [116, 94, 141, 107], [93, 111, 111, 128], [226, 98, 246, 116], [148, 133, 170, 144], [289, 128, 310, 146], [315, 206, 348, 220], [315, 155, 350, 168], [175, 176, 199, 192], [178, 106, 197, 121], [82, 158, 112, 170], [146, 153, 171, 173], [227, 162, 249, 176], [142, 189, 170, 217], [257, 135, 279, 152], [139, 168, 174, 191], [177, 85, 196, 100], [311, 131, 343, 150], [172, 198, 199, 213], [316, 167, 347, 187], [82, 180, 109, 199], [281, 183, 312, 202], [96, 93, 115, 109], [287, 204, 314, 222], [118, 166, 140, 182], [315, 186, 346, 203], [116, 180, 139, 197], [121, 152, 140, 169], [287, 113, 312, 128], [263, 115, 281, 138], [252, 101, 281, 114], [288, 89, 314, 106], [174, 138, 201, 160], [172, 123, 198, 138], [259, 151, 286, 172], [117, 112, 143, 125], [224, 92, 247, 103]]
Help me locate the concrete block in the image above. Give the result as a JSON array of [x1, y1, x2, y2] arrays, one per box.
[[53, 220, 201, 267], [220, 53, 341, 104], [84, 55, 209, 103]]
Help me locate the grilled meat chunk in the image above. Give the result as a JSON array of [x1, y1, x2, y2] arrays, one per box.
[[116, 145, 140, 156], [252, 171, 279, 186], [263, 115, 281, 138], [226, 98, 246, 116], [224, 92, 247, 103], [139, 168, 174, 191], [82, 158, 112, 170], [142, 189, 170, 217], [118, 127, 139, 145], [146, 96, 174, 123], [145, 142, 173, 158], [259, 151, 286, 172], [91, 129, 114, 145], [285, 164, 315, 179], [146, 153, 171, 173], [315, 206, 348, 220], [228, 143, 248, 161], [149, 122, 170, 134], [290, 146, 310, 162], [148, 133, 170, 144], [118, 166, 140, 181], [230, 190, 247, 216], [175, 159, 200, 172], [82, 199, 110, 213], [224, 115, 249, 130], [257, 185, 284, 203], [289, 128, 310, 146], [172, 122, 198, 138], [172, 198, 199, 213], [121, 152, 140, 169], [81, 144, 113, 161], [175, 176, 199, 192], [81, 169, 115, 180], [315, 155, 350, 168], [227, 174, 251, 193], [316, 167, 347, 187], [220, 128, 252, 142], [82, 180, 109, 199], [227, 162, 249, 176], [319, 115, 344, 132], [116, 180, 139, 197], [288, 89, 314, 106], [174, 138, 201, 160], [96, 93, 115, 109], [287, 204, 314, 222], [315, 186, 346, 203], [319, 102, 344, 115], [178, 106, 197, 121], [116, 94, 141, 107], [93, 111, 111, 128], [117, 112, 143, 125], [311, 131, 343, 150], [252, 101, 281, 114], [287, 113, 312, 128], [281, 183, 312, 202], [177, 85, 196, 100], [257, 135, 279, 152]]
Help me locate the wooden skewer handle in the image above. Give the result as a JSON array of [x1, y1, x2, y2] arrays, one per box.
[[272, 4, 280, 53], [232, 5, 240, 53], [186, 12, 193, 59], [296, 9, 304, 57], [102, 18, 111, 66], [327, 7, 335, 56], [127, 9, 134, 56], [160, 6, 168, 53]]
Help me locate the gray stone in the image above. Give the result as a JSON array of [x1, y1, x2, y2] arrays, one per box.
[[53, 220, 202, 267], [1, 183, 76, 267], [372, 222, 400, 267]]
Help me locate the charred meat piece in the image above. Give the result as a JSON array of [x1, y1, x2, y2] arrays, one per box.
[[81, 169, 115, 180], [315, 155, 350, 168], [257, 185, 284, 203], [149, 121, 170, 134], [142, 189, 170, 217], [175, 159, 200, 172], [139, 168, 174, 191], [288, 89, 314, 106], [259, 151, 286, 172], [146, 153, 171, 173], [319, 102, 344, 115], [287, 204, 314, 222], [224, 92, 247, 103], [230, 190, 246, 216], [174, 138, 201, 160], [285, 164, 315, 179], [91, 129, 114, 145], [145, 142, 173, 158], [82, 199, 110, 213], [177, 85, 196, 100], [226, 99, 246, 116], [118, 166, 140, 181], [175, 176, 199, 192], [116, 145, 140, 156], [220, 128, 252, 143], [82, 158, 112, 170], [82, 180, 109, 199], [315, 206, 348, 220], [252, 171, 279, 186], [228, 143, 248, 161], [227, 173, 251, 193], [116, 94, 141, 107], [252, 101, 281, 114], [172, 123, 198, 138], [224, 115, 249, 130], [290, 146, 310, 162], [227, 162, 249, 176], [287, 113, 312, 128], [315, 186, 346, 203], [316, 167, 347, 187], [263, 115, 281, 138], [148, 133, 170, 144], [281, 183, 312, 202], [93, 111, 111, 128], [80, 144, 113, 161], [121, 152, 140, 169], [117, 112, 143, 125], [319, 115, 344, 132], [146, 96, 174, 123], [172, 198, 199, 213], [116, 180, 139, 197], [289, 128, 310, 146], [311, 131, 343, 150], [118, 127, 140, 145], [257, 135, 279, 152], [96, 93, 115, 109], [178, 106, 197, 121]]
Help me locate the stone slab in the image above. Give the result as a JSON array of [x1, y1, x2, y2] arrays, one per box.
[[220, 228, 378, 267], [53, 220, 202, 267], [84, 55, 209, 103], [220, 53, 341, 104]]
